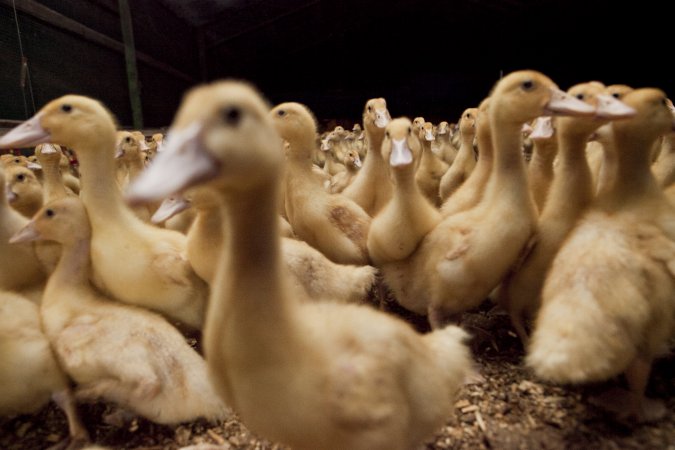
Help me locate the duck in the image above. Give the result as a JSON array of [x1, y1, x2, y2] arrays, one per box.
[[440, 98, 493, 217], [271, 102, 371, 265], [434, 120, 457, 165], [527, 88, 675, 422], [4, 165, 44, 218], [155, 186, 376, 303], [10, 196, 230, 424], [320, 131, 347, 177], [499, 82, 636, 344], [35, 144, 74, 201], [126, 79, 472, 450], [0, 168, 46, 292], [115, 131, 153, 221], [378, 70, 594, 328], [367, 117, 441, 266], [525, 116, 558, 213], [327, 147, 361, 194], [592, 84, 635, 196], [0, 95, 209, 330], [0, 288, 89, 446], [341, 98, 393, 216], [416, 121, 449, 207], [439, 109, 478, 203]]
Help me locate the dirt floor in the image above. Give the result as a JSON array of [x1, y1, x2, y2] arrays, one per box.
[[2, 301, 674, 450]]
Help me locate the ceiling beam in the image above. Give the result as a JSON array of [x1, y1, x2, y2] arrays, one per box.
[[1, 0, 196, 82]]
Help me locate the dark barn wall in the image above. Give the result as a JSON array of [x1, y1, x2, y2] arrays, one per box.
[[0, 0, 197, 127]]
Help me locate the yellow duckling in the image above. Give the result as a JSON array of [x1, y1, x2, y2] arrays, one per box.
[[11, 196, 229, 424], [499, 82, 636, 344], [0, 289, 89, 446], [127, 80, 472, 450], [0, 95, 209, 329], [367, 117, 441, 265], [342, 98, 393, 216], [271, 102, 371, 265], [5, 165, 43, 218], [439, 108, 478, 203], [327, 147, 361, 194], [416, 121, 449, 207], [527, 88, 675, 422], [379, 70, 594, 328], [440, 98, 492, 217]]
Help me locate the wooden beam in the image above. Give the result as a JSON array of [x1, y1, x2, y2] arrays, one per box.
[[0, 0, 196, 82], [118, 0, 143, 129]]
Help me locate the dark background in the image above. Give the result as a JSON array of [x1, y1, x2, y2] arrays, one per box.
[[1, 0, 670, 129]]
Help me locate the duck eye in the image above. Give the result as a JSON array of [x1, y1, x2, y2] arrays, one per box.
[[125, 137, 133, 143], [465, 113, 471, 118], [277, 109, 286, 117], [367, 105, 372, 112], [385, 131, 390, 138], [408, 127, 412, 134], [61, 104, 72, 113], [521, 80, 535, 91], [14, 158, 20, 163], [17, 174, 25, 181], [612, 92, 621, 99], [223, 106, 242, 125], [45, 209, 55, 218], [576, 93, 585, 100]]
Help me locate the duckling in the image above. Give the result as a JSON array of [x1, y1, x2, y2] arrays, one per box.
[[367, 118, 441, 265], [155, 186, 375, 302], [379, 71, 594, 327], [526, 116, 558, 213], [271, 102, 371, 265], [115, 131, 152, 221], [35, 144, 74, 201], [0, 289, 89, 446], [319, 133, 347, 177], [593, 84, 635, 196], [342, 98, 393, 216], [127, 80, 472, 450], [10, 196, 229, 424], [0, 168, 46, 292], [5, 165, 44, 218], [328, 148, 361, 194], [0, 95, 209, 330], [435, 120, 457, 165], [416, 121, 449, 207], [499, 82, 636, 344], [152, 194, 197, 233], [527, 88, 675, 422], [439, 109, 478, 203], [440, 98, 493, 217], [412, 116, 426, 133]]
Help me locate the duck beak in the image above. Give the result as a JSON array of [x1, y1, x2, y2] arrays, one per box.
[[390, 138, 413, 167], [5, 188, 17, 203], [41, 143, 59, 154], [424, 129, 435, 141], [9, 220, 40, 244], [375, 109, 391, 128], [354, 155, 362, 168], [27, 161, 42, 170], [545, 88, 596, 116], [320, 139, 330, 151], [595, 94, 637, 120], [0, 113, 50, 148], [528, 116, 555, 139], [139, 140, 150, 151], [114, 146, 125, 159], [126, 121, 219, 204], [151, 195, 191, 224]]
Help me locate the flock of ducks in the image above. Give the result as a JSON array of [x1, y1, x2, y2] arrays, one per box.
[[0, 69, 673, 449]]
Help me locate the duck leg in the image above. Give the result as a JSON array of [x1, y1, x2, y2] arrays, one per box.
[[51, 389, 90, 449]]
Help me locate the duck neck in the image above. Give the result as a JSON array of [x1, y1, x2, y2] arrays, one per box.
[[75, 134, 127, 221], [126, 154, 145, 181], [46, 237, 91, 301], [206, 177, 296, 368], [488, 121, 531, 197], [392, 166, 419, 196], [40, 158, 69, 202], [473, 125, 493, 172], [600, 130, 660, 207], [541, 128, 593, 219], [363, 125, 385, 172]]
